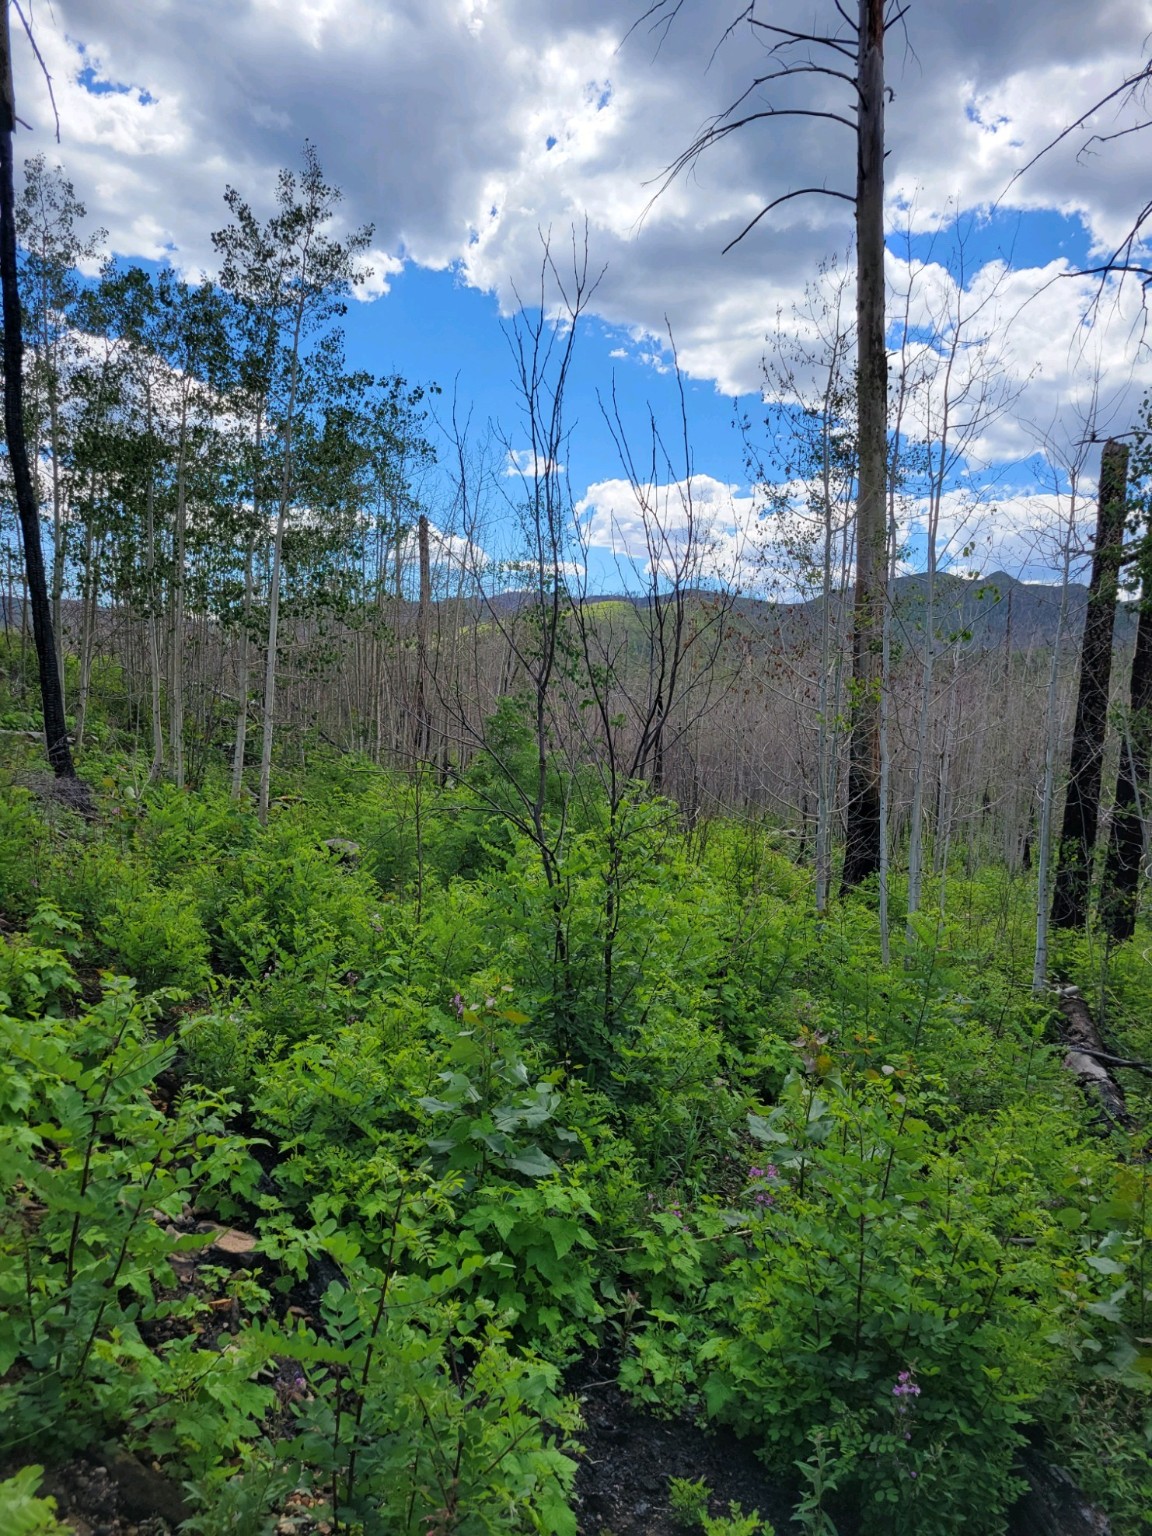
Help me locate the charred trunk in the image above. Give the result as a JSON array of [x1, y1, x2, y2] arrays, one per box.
[[0, 7, 75, 778], [1051, 439, 1129, 929]]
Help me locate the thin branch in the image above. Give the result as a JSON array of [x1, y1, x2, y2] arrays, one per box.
[[747, 59, 859, 91], [1081, 118, 1152, 152], [11, 0, 59, 142], [748, 20, 857, 62], [664, 105, 856, 181], [1003, 59, 1152, 199], [1075, 262, 1152, 284], [623, 0, 693, 54], [708, 3, 756, 69], [1075, 1046, 1152, 1080], [723, 186, 854, 253]]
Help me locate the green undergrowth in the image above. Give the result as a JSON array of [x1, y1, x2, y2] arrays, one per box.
[[0, 750, 1149, 1534]]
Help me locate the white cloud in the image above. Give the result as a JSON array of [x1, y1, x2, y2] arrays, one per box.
[[10, 0, 1151, 492], [356, 248, 405, 299], [505, 447, 564, 478], [577, 472, 765, 588]]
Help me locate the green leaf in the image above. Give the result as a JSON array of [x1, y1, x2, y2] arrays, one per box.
[[506, 1146, 558, 1178]]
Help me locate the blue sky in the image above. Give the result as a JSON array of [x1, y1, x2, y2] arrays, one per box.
[[13, 0, 1152, 591], [339, 261, 751, 586]]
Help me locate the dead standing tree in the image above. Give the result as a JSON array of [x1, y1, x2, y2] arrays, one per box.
[[638, 0, 898, 891], [0, 1, 75, 778], [1050, 439, 1130, 930], [1101, 430, 1152, 945]]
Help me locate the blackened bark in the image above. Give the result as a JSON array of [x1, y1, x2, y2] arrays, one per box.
[[841, 0, 887, 892], [1051, 439, 1129, 928], [0, 8, 75, 777], [1100, 520, 1152, 944], [1053, 984, 1132, 1132]]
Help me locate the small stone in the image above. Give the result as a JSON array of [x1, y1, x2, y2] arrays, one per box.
[[211, 1227, 258, 1257]]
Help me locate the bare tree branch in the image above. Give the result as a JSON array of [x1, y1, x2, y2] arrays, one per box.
[[1004, 59, 1152, 198], [11, 0, 59, 142], [723, 186, 854, 253], [748, 20, 858, 62]]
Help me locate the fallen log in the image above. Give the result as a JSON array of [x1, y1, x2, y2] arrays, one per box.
[[1053, 985, 1132, 1131]]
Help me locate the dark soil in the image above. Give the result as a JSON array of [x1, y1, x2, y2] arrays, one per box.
[[570, 1368, 805, 1535], [36, 1454, 182, 1536]]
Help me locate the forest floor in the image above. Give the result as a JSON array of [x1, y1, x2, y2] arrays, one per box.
[[570, 1368, 805, 1534]]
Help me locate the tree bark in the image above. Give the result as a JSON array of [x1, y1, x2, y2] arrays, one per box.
[[1051, 439, 1129, 929], [0, 4, 75, 777], [143, 388, 166, 781], [841, 0, 887, 892], [415, 511, 431, 761], [1100, 515, 1152, 944], [257, 312, 304, 825], [1034, 495, 1078, 991], [168, 385, 190, 787]]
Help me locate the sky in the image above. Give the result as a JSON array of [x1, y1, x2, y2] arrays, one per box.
[[10, 0, 1152, 591]]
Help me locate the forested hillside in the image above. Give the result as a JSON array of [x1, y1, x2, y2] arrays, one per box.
[[3, 0, 1152, 1532]]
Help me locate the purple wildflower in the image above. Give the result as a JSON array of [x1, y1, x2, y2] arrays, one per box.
[[747, 1164, 782, 1212], [452, 993, 464, 1018]]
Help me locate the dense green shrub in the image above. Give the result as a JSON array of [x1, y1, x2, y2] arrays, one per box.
[[2, 743, 1150, 1532]]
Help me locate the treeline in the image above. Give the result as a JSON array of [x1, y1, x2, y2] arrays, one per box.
[[2, 149, 1151, 943], [2, 150, 436, 813]]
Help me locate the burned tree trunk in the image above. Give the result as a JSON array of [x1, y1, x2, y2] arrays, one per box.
[[1009, 1450, 1113, 1536], [0, 4, 75, 778], [1100, 516, 1152, 944], [1053, 984, 1132, 1132], [1050, 439, 1129, 929], [841, 0, 888, 892]]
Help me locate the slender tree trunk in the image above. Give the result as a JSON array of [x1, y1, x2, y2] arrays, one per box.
[[415, 511, 431, 762], [75, 526, 99, 749], [47, 375, 66, 693], [841, 0, 887, 892], [814, 488, 836, 913], [1100, 519, 1152, 943], [0, 8, 74, 777], [1034, 503, 1078, 991], [168, 387, 190, 787], [258, 271, 311, 823], [144, 391, 165, 781], [1051, 439, 1129, 929]]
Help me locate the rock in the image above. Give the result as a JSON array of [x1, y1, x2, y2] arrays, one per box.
[[323, 838, 361, 863], [211, 1227, 258, 1257], [103, 1449, 190, 1527], [194, 1222, 259, 1259]]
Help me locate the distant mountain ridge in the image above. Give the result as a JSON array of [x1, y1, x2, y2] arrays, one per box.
[[563, 569, 1138, 653]]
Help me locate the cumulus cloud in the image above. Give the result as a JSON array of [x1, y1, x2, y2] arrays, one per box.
[[11, 0, 1150, 523], [505, 448, 564, 478], [576, 472, 768, 589]]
